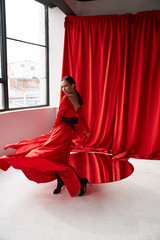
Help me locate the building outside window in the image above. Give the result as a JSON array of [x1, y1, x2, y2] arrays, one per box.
[[0, 0, 49, 111]]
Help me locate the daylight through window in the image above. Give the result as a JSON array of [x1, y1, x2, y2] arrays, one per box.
[[0, 0, 49, 111]]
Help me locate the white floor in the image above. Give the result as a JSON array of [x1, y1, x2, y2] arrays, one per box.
[[0, 158, 160, 240]]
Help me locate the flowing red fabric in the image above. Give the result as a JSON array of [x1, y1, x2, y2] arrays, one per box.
[[0, 95, 89, 196], [62, 11, 160, 160]]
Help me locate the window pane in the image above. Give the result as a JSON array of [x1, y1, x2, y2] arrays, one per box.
[[0, 84, 4, 109], [5, 0, 45, 45], [7, 39, 47, 109]]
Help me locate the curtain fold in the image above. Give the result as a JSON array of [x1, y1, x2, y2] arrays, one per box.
[[62, 11, 160, 160], [112, 11, 160, 159]]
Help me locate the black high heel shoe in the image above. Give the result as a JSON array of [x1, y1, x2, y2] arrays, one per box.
[[79, 178, 92, 196], [53, 173, 64, 194]]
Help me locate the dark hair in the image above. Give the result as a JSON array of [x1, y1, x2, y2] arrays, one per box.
[[61, 76, 83, 105]]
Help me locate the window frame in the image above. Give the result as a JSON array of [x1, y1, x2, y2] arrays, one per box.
[[0, 0, 49, 112], [0, 0, 9, 110]]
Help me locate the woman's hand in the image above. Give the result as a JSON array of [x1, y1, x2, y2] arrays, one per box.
[[86, 132, 90, 137]]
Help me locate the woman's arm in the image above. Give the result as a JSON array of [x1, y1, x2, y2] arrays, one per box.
[[53, 96, 67, 129]]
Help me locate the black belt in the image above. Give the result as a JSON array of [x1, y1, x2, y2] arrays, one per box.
[[62, 116, 79, 130]]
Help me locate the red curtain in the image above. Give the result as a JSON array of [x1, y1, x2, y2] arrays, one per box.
[[62, 11, 160, 160]]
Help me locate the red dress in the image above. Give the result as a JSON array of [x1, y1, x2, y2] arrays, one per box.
[[0, 95, 89, 196]]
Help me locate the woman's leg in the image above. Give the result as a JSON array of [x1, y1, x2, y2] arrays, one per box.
[[54, 168, 91, 197], [55, 167, 81, 196], [53, 171, 64, 194], [79, 178, 92, 196]]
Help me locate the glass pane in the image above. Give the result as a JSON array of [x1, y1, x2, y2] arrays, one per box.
[[0, 83, 4, 110], [5, 0, 45, 45], [7, 39, 47, 109]]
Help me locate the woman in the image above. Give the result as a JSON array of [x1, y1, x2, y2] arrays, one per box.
[[0, 76, 91, 197]]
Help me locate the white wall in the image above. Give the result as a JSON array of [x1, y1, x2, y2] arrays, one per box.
[[49, 7, 66, 107], [0, 107, 57, 156]]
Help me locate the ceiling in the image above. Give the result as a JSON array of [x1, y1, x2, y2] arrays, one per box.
[[36, 0, 160, 16]]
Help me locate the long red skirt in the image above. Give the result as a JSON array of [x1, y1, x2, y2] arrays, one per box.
[[0, 122, 81, 196]]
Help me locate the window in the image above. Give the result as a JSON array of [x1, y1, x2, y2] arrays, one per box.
[[0, 0, 49, 111]]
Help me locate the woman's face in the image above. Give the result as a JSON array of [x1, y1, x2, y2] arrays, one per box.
[[61, 80, 74, 95]]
